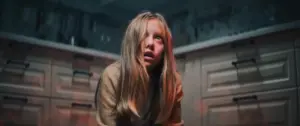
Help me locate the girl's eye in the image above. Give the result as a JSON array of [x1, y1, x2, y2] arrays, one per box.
[[154, 35, 162, 41]]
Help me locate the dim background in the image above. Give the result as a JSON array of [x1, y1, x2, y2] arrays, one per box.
[[0, 0, 299, 53], [0, 0, 299, 126]]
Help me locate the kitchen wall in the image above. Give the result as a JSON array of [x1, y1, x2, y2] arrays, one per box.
[[0, 0, 123, 54], [0, 0, 299, 54], [169, 0, 300, 47]]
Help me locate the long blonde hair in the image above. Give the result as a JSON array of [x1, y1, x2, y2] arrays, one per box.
[[117, 11, 178, 123]]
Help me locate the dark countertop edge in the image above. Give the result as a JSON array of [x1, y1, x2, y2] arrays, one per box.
[[0, 32, 120, 60], [174, 20, 300, 55]]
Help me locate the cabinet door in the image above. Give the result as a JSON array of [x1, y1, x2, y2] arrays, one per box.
[[0, 93, 50, 126], [51, 99, 98, 126], [0, 45, 51, 96], [51, 51, 108, 101], [181, 57, 202, 126], [201, 43, 296, 97], [202, 88, 297, 126], [51, 65, 101, 101]]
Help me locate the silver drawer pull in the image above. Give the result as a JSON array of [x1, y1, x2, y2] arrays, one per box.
[[232, 58, 256, 67], [71, 103, 92, 108], [73, 70, 93, 77], [6, 60, 30, 69], [232, 95, 257, 102], [3, 96, 28, 103]]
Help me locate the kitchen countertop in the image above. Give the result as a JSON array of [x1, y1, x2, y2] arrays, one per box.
[[0, 20, 299, 59], [174, 20, 300, 55], [0, 32, 120, 60]]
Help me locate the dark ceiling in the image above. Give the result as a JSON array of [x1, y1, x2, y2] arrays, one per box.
[[48, 0, 193, 23]]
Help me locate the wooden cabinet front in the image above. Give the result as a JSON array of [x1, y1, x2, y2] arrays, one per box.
[[0, 40, 51, 97], [51, 50, 105, 101], [201, 39, 296, 98], [202, 88, 297, 126], [0, 93, 50, 126], [51, 65, 101, 101], [51, 99, 98, 126]]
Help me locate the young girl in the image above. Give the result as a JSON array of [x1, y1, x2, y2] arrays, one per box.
[[95, 11, 184, 126]]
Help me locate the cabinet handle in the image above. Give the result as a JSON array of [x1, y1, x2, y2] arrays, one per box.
[[73, 70, 93, 77], [232, 58, 256, 67], [231, 40, 255, 48], [3, 96, 28, 103], [6, 60, 30, 69], [71, 103, 92, 108], [232, 95, 257, 102]]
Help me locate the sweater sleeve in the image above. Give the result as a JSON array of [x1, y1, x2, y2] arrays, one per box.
[[164, 73, 184, 126], [96, 64, 120, 126]]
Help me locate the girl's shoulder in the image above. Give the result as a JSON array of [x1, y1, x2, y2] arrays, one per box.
[[100, 61, 121, 88], [102, 61, 121, 79]]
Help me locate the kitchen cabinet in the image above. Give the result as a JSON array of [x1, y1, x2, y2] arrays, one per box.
[[178, 29, 300, 126], [51, 51, 104, 101], [0, 58, 52, 97], [179, 55, 202, 126], [0, 22, 299, 126], [201, 42, 296, 98], [0, 39, 51, 97], [51, 99, 98, 126], [0, 93, 50, 126], [202, 88, 298, 126], [0, 35, 116, 126], [51, 65, 101, 101]]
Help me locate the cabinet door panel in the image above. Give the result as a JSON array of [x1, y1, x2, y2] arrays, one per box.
[[0, 94, 50, 126], [51, 50, 111, 101], [201, 48, 296, 97], [51, 99, 98, 126], [0, 58, 51, 96], [202, 88, 297, 126], [51, 65, 101, 101]]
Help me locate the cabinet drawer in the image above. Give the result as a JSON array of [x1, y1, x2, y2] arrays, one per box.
[[51, 65, 102, 101], [201, 46, 296, 97], [50, 50, 109, 101], [202, 88, 297, 126], [0, 57, 51, 96], [51, 99, 98, 126], [0, 93, 50, 126]]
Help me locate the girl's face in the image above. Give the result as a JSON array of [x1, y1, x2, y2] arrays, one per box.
[[142, 19, 165, 70]]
